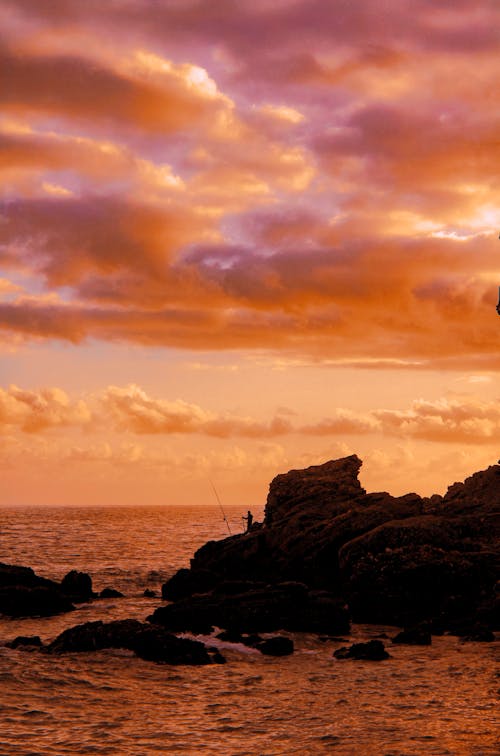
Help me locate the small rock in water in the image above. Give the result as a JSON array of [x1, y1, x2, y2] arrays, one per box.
[[143, 589, 156, 598], [6, 635, 43, 649], [61, 570, 94, 601], [256, 636, 294, 656], [333, 640, 390, 661], [392, 627, 432, 645], [461, 628, 495, 643], [99, 587, 124, 599], [206, 646, 227, 664]]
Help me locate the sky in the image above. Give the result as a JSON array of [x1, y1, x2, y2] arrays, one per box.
[[0, 0, 499, 506]]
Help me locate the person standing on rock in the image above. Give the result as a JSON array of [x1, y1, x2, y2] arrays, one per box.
[[243, 510, 253, 532]]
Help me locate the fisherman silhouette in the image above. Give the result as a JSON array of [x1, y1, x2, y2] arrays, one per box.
[[243, 510, 253, 532]]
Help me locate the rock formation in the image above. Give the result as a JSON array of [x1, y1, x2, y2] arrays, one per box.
[[160, 455, 499, 634], [0, 563, 75, 617], [0, 564, 95, 618], [46, 619, 220, 665]]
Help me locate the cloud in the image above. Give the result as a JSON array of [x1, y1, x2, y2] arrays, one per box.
[[101, 384, 293, 438], [1, 383, 499, 446], [0, 0, 498, 372], [0, 385, 91, 431], [0, 41, 229, 135]]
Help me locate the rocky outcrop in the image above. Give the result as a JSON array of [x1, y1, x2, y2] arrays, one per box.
[[47, 619, 220, 665], [150, 581, 349, 635], [60, 570, 94, 602], [392, 627, 432, 645], [99, 588, 124, 599], [0, 563, 75, 617], [161, 455, 499, 633], [333, 640, 390, 661], [256, 636, 294, 656], [6, 635, 43, 649], [0, 564, 97, 618]]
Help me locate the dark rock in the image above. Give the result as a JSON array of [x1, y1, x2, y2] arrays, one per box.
[[216, 629, 244, 643], [0, 563, 57, 590], [0, 563, 76, 618], [460, 627, 495, 643], [212, 580, 266, 596], [256, 636, 294, 656], [99, 588, 124, 599], [241, 633, 264, 647], [129, 626, 212, 665], [392, 627, 432, 645], [209, 650, 227, 664], [148, 582, 350, 635], [6, 635, 43, 649], [333, 640, 390, 661], [215, 629, 264, 647], [60, 570, 94, 601], [47, 619, 214, 665], [162, 567, 216, 601], [143, 589, 157, 598], [0, 585, 75, 617], [157, 456, 499, 634]]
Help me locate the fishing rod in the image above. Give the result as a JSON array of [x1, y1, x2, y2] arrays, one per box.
[[209, 478, 232, 535]]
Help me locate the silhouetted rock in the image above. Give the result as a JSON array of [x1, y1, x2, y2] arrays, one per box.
[[333, 640, 390, 661], [392, 627, 432, 645], [208, 650, 227, 664], [460, 628, 495, 643], [0, 585, 75, 617], [61, 570, 94, 601], [99, 587, 124, 599], [0, 563, 77, 617], [6, 635, 43, 649], [161, 567, 216, 601], [47, 619, 215, 665], [0, 563, 57, 590], [159, 456, 499, 634], [143, 589, 157, 598], [256, 636, 294, 656], [149, 582, 349, 635]]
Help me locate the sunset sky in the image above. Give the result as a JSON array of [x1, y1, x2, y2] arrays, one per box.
[[0, 0, 499, 507]]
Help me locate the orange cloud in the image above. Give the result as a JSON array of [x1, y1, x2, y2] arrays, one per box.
[[102, 384, 293, 438], [1, 384, 499, 446], [0, 41, 228, 135], [0, 385, 91, 432]]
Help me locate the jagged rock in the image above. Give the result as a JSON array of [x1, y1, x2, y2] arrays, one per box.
[[149, 582, 350, 635], [61, 570, 94, 601], [6, 635, 43, 649], [392, 627, 432, 645], [159, 456, 500, 633], [47, 619, 214, 665], [333, 640, 390, 661], [143, 589, 156, 598], [256, 636, 294, 656], [162, 567, 218, 601], [99, 587, 124, 599]]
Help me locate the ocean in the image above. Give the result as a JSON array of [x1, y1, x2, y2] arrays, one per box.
[[0, 504, 498, 756]]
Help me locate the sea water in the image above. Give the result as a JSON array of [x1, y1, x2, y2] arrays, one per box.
[[0, 505, 498, 756]]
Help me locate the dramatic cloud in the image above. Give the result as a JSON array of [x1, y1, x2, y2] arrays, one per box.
[[0, 385, 90, 432], [2, 384, 499, 446], [0, 0, 498, 504], [0, 1, 498, 368]]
